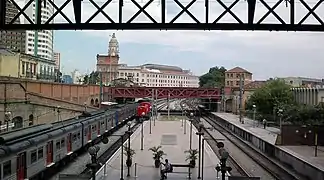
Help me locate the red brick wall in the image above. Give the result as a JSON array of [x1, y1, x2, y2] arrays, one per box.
[[0, 77, 100, 104]]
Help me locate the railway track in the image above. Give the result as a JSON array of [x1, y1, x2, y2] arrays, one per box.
[[193, 119, 250, 177], [81, 122, 140, 175], [202, 114, 308, 180], [51, 100, 169, 178]]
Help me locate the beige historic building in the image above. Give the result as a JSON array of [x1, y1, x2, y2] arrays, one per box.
[[95, 33, 199, 87], [96, 33, 120, 85], [225, 67, 253, 88]]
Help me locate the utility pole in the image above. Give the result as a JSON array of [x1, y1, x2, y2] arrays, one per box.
[[239, 75, 244, 124]]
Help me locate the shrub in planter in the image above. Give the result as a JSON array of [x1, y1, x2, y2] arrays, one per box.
[[184, 149, 198, 168], [149, 146, 166, 168], [124, 145, 136, 167]]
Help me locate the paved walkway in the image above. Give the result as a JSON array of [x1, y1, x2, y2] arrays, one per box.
[[95, 117, 226, 180], [212, 112, 279, 144]]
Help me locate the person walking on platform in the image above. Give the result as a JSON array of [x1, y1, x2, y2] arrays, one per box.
[[160, 159, 172, 179], [263, 119, 267, 129]]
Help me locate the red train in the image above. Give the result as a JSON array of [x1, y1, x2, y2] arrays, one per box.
[[136, 99, 152, 121]]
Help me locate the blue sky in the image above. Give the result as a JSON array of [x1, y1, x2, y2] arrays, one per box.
[[18, 0, 324, 80]]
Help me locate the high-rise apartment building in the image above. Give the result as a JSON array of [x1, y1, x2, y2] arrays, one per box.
[[0, 1, 26, 52], [54, 52, 60, 70], [23, 0, 54, 60]]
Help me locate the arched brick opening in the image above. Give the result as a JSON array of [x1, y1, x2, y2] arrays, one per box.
[[95, 98, 99, 107], [12, 116, 23, 129], [29, 114, 34, 126], [91, 99, 94, 105], [225, 99, 233, 112]]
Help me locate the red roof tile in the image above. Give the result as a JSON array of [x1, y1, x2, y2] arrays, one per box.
[[226, 67, 252, 74]]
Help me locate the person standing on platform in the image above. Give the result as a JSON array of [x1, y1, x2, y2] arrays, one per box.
[[263, 119, 267, 129]]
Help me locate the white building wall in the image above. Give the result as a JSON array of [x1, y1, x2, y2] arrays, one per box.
[[117, 66, 199, 87], [24, 1, 54, 60]]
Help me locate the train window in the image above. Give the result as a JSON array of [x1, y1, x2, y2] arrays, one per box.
[[77, 132, 81, 139], [31, 150, 37, 164], [56, 141, 61, 150], [38, 148, 43, 160], [101, 121, 105, 125], [73, 134, 77, 142], [61, 138, 65, 147], [92, 125, 96, 132], [3, 160, 11, 178]]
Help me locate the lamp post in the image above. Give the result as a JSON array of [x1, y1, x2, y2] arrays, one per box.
[[189, 112, 194, 150], [183, 106, 187, 135], [215, 142, 232, 180], [252, 104, 256, 127], [195, 122, 204, 179], [87, 145, 100, 180], [149, 108, 152, 134], [154, 104, 157, 126], [181, 103, 184, 127], [141, 112, 145, 150], [126, 122, 132, 177], [4, 111, 11, 132], [278, 108, 283, 133]]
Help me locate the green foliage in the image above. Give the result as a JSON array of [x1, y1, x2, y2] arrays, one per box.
[[123, 145, 136, 158], [246, 79, 295, 115], [199, 66, 227, 88], [246, 79, 324, 125], [283, 104, 324, 125], [83, 71, 100, 85], [149, 146, 166, 160]]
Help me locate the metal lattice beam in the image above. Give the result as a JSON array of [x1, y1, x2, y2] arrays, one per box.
[[108, 87, 220, 98], [1, 0, 324, 31]]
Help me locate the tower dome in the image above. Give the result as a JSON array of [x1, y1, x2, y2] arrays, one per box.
[[108, 33, 119, 57]]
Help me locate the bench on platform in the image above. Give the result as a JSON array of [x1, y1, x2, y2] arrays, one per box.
[[165, 164, 192, 179]]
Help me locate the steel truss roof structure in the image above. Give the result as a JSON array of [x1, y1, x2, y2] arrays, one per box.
[[0, 0, 324, 31]]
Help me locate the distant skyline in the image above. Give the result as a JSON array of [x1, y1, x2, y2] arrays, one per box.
[[16, 0, 324, 80]]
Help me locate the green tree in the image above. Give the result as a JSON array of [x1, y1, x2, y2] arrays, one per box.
[[199, 66, 227, 88], [246, 79, 295, 115], [83, 71, 100, 85]]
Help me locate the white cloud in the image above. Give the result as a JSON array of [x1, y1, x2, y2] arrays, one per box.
[[15, 0, 324, 78]]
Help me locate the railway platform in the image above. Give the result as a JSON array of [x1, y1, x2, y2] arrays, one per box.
[[95, 116, 226, 180], [213, 112, 324, 180], [212, 112, 279, 144]]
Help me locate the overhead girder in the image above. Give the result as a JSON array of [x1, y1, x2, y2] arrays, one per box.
[[1, 0, 324, 31], [107, 87, 220, 99]]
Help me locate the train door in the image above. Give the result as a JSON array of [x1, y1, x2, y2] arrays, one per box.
[[87, 126, 91, 141], [46, 141, 53, 165], [115, 111, 119, 126], [16, 152, 26, 180], [111, 115, 114, 127], [97, 121, 100, 135], [67, 133, 72, 152]]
